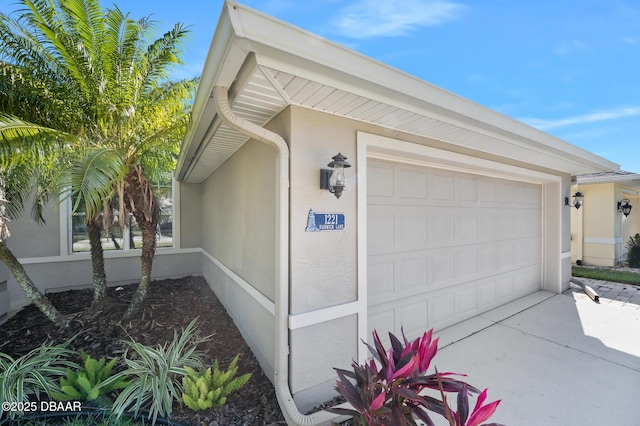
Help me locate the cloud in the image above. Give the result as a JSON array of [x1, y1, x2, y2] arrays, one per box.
[[333, 0, 464, 39], [522, 107, 640, 130], [619, 37, 638, 45], [554, 40, 587, 56]]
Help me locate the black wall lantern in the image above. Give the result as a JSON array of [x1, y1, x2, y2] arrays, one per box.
[[565, 191, 584, 209], [320, 153, 351, 199], [618, 199, 633, 217]]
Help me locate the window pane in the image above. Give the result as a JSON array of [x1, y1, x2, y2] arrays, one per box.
[[128, 185, 173, 249], [72, 212, 124, 252], [70, 184, 172, 253], [157, 185, 173, 248]]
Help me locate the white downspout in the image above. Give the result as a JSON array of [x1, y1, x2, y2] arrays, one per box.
[[213, 86, 339, 426]]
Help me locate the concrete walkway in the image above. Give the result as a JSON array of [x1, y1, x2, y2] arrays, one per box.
[[429, 281, 640, 426], [568, 277, 640, 310]]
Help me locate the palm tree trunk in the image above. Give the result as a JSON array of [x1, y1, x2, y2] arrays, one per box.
[[121, 166, 160, 319], [124, 216, 156, 318], [0, 241, 69, 328], [87, 218, 107, 306]]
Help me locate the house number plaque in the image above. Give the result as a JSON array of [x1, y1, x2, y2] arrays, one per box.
[[305, 209, 345, 231]]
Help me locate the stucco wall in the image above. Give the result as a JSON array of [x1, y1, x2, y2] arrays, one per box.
[[618, 184, 639, 262], [289, 109, 358, 314], [199, 139, 277, 301], [571, 181, 640, 266], [4, 201, 61, 258], [5, 251, 202, 311], [197, 130, 279, 378], [178, 182, 203, 249], [287, 106, 360, 409]]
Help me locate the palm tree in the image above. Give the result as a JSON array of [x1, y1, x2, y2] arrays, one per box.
[[0, 125, 70, 328], [0, 0, 196, 316]]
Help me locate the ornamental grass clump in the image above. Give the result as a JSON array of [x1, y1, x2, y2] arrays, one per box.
[[106, 319, 212, 424], [328, 328, 504, 426], [0, 339, 79, 419], [181, 354, 251, 410]]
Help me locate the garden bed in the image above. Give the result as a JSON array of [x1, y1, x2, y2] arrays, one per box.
[[0, 276, 287, 425]]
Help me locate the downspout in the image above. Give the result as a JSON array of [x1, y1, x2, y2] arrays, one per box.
[[213, 86, 338, 426]]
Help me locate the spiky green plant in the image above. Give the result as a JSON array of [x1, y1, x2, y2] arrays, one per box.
[[0, 340, 79, 419], [182, 354, 251, 410], [105, 319, 211, 424], [51, 351, 129, 403]]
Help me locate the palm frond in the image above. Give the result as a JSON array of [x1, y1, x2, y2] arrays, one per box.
[[65, 148, 125, 220], [0, 114, 65, 163]]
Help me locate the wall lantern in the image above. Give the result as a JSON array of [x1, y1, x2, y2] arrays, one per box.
[[565, 192, 584, 209], [618, 199, 633, 217], [320, 152, 351, 199]]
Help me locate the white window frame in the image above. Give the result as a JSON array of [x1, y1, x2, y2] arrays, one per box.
[[61, 177, 180, 255]]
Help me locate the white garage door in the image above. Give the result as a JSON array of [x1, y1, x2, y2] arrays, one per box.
[[367, 159, 542, 341]]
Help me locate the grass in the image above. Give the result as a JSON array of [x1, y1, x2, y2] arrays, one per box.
[[572, 266, 640, 286]]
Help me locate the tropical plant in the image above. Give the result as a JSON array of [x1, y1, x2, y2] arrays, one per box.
[[441, 383, 502, 426], [0, 339, 79, 419], [0, 0, 197, 316], [106, 319, 211, 424], [51, 351, 130, 403], [328, 328, 503, 426], [626, 233, 640, 268], [0, 63, 71, 327], [181, 354, 251, 410]]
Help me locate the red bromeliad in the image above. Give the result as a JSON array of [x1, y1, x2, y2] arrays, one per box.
[[328, 328, 504, 426]]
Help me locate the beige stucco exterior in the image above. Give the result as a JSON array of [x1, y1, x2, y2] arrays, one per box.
[[571, 176, 640, 266], [170, 3, 618, 417], [1, 3, 623, 424]]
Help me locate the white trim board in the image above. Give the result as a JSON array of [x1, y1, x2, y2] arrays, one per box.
[[200, 249, 275, 316], [584, 237, 623, 244]]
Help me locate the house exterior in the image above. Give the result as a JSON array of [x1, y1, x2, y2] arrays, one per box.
[[570, 171, 640, 267], [0, 2, 620, 425]]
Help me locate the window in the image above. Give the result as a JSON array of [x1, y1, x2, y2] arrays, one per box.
[[70, 184, 173, 252]]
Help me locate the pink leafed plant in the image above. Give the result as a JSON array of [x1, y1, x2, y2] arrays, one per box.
[[328, 328, 504, 426]]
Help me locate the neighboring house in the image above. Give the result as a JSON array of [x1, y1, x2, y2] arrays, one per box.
[[0, 1, 619, 424], [570, 171, 640, 267]]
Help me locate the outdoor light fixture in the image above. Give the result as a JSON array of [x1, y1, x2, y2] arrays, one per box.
[[565, 191, 584, 209], [320, 152, 351, 199], [618, 199, 633, 217]]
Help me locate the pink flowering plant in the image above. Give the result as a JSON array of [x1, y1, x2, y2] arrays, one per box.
[[328, 328, 504, 426]]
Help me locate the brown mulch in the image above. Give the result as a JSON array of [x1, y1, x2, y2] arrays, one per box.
[[0, 276, 287, 425]]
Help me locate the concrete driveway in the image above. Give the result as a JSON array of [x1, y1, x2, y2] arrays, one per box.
[[430, 281, 640, 425]]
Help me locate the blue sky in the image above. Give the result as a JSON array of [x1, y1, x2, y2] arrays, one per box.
[[3, 1, 639, 172]]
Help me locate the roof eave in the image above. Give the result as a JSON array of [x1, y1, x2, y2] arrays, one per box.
[[177, 1, 619, 181], [577, 174, 640, 185]]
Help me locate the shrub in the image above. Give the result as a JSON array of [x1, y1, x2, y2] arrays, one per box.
[[51, 351, 129, 403], [182, 354, 251, 410], [328, 328, 503, 426], [0, 339, 79, 419], [627, 233, 640, 268], [106, 318, 211, 424]]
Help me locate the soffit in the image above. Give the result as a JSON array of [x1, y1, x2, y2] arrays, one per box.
[[184, 63, 618, 183]]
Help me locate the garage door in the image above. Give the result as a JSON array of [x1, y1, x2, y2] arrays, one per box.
[[367, 159, 542, 341]]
